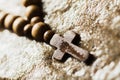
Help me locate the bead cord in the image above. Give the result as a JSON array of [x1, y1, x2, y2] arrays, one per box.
[[0, 0, 53, 43], [0, 0, 95, 64]]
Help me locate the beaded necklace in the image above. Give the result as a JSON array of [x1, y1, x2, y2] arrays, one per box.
[[0, 0, 95, 64]]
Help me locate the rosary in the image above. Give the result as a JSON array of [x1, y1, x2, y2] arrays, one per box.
[[0, 0, 95, 64]]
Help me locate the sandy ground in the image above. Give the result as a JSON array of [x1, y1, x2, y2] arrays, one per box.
[[0, 0, 120, 80]]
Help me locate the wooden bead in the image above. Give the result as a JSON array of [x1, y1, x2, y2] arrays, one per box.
[[25, 5, 41, 19], [31, 16, 43, 24], [44, 30, 55, 43], [21, 0, 40, 7], [0, 12, 8, 26], [32, 22, 50, 41], [24, 24, 33, 37], [12, 17, 28, 36], [4, 14, 18, 30]]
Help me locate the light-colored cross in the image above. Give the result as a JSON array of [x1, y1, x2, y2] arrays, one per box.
[[50, 31, 89, 61]]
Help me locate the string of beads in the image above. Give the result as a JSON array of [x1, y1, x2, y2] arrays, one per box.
[[0, 0, 55, 44]]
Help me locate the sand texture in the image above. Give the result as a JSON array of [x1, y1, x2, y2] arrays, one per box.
[[0, 0, 120, 80]]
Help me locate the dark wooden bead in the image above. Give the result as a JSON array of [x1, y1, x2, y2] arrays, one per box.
[[31, 22, 50, 41], [12, 17, 28, 36], [25, 5, 41, 19], [44, 30, 55, 43], [4, 14, 18, 30], [0, 12, 8, 26], [21, 0, 40, 7], [31, 16, 43, 24], [24, 24, 33, 37]]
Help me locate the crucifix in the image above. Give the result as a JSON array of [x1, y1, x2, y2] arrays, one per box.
[[50, 31, 89, 61]]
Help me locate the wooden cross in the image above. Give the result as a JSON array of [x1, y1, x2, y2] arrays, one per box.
[[50, 31, 89, 61]]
